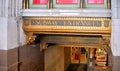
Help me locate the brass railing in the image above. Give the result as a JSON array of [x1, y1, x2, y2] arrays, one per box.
[[22, 0, 111, 9], [23, 0, 29, 9], [107, 0, 111, 9]]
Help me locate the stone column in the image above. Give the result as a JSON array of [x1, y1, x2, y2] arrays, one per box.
[[111, 0, 120, 71], [0, 0, 24, 71]]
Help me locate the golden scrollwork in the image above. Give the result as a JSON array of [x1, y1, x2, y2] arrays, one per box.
[[26, 33, 36, 44], [102, 36, 111, 53]]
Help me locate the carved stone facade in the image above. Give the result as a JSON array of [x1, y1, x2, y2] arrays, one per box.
[[0, 0, 23, 71], [0, 0, 6, 17], [111, 0, 120, 71], [0, 0, 22, 17]]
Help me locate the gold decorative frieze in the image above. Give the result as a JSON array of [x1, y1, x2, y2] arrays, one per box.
[[102, 36, 111, 53], [23, 17, 111, 34], [31, 20, 102, 27]]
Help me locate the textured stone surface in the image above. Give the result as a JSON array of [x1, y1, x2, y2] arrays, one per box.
[[0, 48, 18, 71], [111, 19, 120, 56], [45, 46, 64, 71], [19, 44, 44, 71], [0, 44, 44, 71], [0, 50, 7, 66], [112, 56, 120, 71], [0, 18, 7, 50], [22, 9, 111, 17]]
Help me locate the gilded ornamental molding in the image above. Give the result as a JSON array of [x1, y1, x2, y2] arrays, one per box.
[[23, 17, 111, 34]]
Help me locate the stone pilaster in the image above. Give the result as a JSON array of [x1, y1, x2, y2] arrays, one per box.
[[0, 0, 24, 71], [111, 0, 120, 71]]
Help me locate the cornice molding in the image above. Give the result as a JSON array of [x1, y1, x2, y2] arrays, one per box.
[[22, 9, 111, 17]]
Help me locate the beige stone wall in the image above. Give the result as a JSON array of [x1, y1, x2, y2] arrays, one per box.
[[45, 46, 64, 71]]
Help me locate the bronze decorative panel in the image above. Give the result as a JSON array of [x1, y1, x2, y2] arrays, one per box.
[[23, 17, 111, 34]]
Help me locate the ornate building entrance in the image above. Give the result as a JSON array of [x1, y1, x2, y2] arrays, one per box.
[[23, 17, 111, 71]]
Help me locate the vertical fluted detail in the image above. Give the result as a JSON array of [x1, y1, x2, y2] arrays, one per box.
[[0, 0, 1, 16], [23, 0, 26, 9], [22, 0, 29, 9], [8, 0, 16, 17], [107, 0, 111, 9], [0, 0, 21, 17], [80, 0, 83, 8], [8, 0, 23, 17], [0, 0, 6, 17]]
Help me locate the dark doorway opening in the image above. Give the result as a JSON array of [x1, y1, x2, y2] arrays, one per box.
[[67, 64, 87, 71]]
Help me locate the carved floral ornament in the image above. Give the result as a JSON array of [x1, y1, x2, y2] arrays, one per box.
[[102, 37, 111, 53], [26, 33, 37, 44]]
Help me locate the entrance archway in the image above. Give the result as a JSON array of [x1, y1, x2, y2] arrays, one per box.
[[39, 34, 111, 71]]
